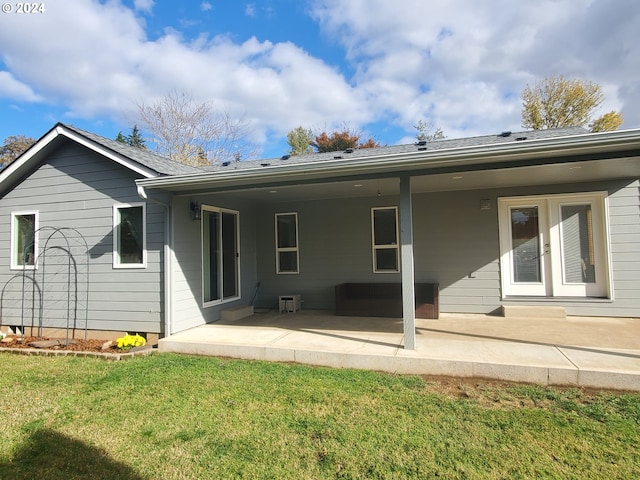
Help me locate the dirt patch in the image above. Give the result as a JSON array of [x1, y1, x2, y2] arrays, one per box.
[[1, 335, 118, 353]]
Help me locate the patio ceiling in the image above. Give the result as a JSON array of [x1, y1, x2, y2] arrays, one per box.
[[171, 154, 640, 203], [137, 129, 640, 203]]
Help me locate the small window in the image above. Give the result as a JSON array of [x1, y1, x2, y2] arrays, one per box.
[[113, 204, 146, 268], [275, 213, 299, 274], [11, 211, 38, 269], [372, 207, 399, 273]]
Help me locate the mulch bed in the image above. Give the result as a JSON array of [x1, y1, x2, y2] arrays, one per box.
[[0, 335, 147, 355]]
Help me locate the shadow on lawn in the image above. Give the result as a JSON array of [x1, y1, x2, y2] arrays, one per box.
[[1, 428, 145, 480]]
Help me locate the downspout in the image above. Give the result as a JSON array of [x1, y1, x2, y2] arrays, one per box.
[[137, 185, 173, 337]]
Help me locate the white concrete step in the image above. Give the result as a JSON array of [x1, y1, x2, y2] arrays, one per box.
[[502, 305, 566, 319]]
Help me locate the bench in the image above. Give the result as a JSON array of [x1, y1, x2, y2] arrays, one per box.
[[335, 283, 439, 319]]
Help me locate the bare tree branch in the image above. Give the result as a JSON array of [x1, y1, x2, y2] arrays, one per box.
[[137, 92, 257, 166]]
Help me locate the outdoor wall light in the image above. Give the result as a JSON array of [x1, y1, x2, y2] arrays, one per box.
[[189, 201, 201, 220]]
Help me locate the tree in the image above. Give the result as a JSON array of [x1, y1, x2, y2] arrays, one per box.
[[137, 92, 255, 166], [0, 135, 36, 166], [311, 127, 380, 153], [414, 120, 446, 142], [115, 125, 146, 149], [128, 125, 146, 149], [521, 76, 623, 132], [589, 111, 624, 132], [286, 126, 314, 155]]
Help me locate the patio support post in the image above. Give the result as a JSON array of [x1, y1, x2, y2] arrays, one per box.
[[399, 175, 416, 350]]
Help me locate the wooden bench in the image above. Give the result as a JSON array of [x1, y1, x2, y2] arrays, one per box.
[[335, 283, 439, 319]]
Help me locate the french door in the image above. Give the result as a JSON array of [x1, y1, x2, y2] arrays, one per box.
[[202, 206, 240, 305], [499, 193, 610, 298]]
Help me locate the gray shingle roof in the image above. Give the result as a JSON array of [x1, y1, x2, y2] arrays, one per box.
[[202, 126, 589, 173], [61, 123, 204, 176]]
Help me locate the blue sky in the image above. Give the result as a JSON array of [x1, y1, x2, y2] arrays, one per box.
[[1, 0, 639, 160]]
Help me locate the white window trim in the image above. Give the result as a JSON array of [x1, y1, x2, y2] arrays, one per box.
[[498, 192, 612, 299], [10, 210, 38, 270], [371, 206, 400, 273], [201, 205, 241, 308], [275, 212, 299, 274], [113, 203, 147, 269]]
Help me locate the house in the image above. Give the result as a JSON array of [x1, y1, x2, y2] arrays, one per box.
[[0, 123, 200, 343], [1, 123, 639, 348]]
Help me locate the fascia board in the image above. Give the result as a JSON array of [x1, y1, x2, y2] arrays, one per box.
[[0, 127, 59, 190], [136, 129, 640, 191]]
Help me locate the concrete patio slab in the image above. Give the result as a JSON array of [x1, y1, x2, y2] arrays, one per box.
[[159, 310, 640, 391]]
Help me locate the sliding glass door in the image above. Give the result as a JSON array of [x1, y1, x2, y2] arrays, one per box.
[[202, 206, 239, 305]]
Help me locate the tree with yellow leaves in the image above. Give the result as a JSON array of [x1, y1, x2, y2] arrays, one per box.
[[521, 76, 622, 132]]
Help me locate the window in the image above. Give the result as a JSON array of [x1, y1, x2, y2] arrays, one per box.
[[371, 207, 399, 273], [498, 193, 610, 298], [113, 204, 146, 268], [202, 206, 240, 305], [11, 211, 37, 269], [275, 213, 299, 274]]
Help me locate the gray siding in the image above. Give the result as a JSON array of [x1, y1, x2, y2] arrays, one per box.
[[0, 142, 165, 334], [253, 179, 640, 318], [256, 197, 400, 310], [171, 195, 258, 334]]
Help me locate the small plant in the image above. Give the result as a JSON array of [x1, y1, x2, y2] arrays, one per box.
[[0, 331, 5, 340], [116, 333, 146, 351]]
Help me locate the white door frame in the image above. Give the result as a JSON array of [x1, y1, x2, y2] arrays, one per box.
[[498, 192, 612, 299]]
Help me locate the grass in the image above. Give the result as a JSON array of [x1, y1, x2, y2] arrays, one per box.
[[1, 353, 639, 479]]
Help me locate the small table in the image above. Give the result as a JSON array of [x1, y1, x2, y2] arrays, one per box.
[[279, 294, 301, 313]]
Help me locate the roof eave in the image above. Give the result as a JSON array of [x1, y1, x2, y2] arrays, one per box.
[[0, 124, 159, 194], [136, 128, 640, 191]]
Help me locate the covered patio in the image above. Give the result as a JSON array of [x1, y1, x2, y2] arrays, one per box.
[[159, 310, 640, 391]]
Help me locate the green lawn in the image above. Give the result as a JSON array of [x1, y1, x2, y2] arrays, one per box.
[[1, 353, 639, 479]]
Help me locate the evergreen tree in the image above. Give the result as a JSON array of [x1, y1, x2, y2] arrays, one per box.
[[127, 125, 146, 149]]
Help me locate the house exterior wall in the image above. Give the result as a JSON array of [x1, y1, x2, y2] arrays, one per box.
[[0, 141, 165, 334], [171, 194, 258, 334], [254, 178, 640, 318]]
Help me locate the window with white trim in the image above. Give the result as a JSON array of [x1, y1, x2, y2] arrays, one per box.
[[113, 203, 146, 268], [371, 207, 399, 273], [11, 211, 38, 269], [275, 212, 299, 274]]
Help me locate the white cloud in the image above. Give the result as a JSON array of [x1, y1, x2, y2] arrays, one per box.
[[310, 0, 640, 136], [0, 71, 43, 102], [133, 0, 154, 14], [245, 4, 256, 17], [0, 0, 637, 156]]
